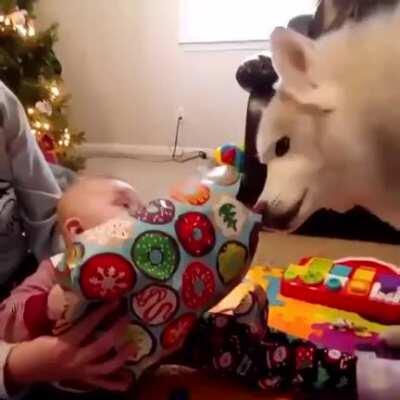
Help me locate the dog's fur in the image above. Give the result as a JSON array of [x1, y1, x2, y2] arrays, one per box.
[[312, 0, 400, 37], [256, 7, 400, 231]]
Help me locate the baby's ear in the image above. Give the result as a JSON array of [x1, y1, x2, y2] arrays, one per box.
[[270, 27, 337, 111], [64, 217, 84, 241]]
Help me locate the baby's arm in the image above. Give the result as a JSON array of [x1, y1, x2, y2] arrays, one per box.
[[0, 258, 56, 342]]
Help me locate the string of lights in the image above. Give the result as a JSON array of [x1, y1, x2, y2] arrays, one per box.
[[0, 4, 85, 170]]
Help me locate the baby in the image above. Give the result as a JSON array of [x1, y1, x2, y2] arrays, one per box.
[[0, 174, 359, 394], [0, 177, 143, 341]]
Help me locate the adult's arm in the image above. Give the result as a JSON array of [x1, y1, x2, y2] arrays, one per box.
[[0, 82, 62, 260]]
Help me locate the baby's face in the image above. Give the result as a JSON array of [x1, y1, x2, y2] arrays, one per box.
[[59, 178, 142, 243], [77, 179, 137, 229]]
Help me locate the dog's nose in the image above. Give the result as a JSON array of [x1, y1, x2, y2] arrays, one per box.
[[253, 201, 295, 231], [253, 201, 268, 215]]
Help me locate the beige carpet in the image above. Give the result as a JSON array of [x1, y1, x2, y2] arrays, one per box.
[[254, 232, 400, 267]]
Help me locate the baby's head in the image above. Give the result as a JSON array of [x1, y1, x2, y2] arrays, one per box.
[[58, 177, 142, 247]]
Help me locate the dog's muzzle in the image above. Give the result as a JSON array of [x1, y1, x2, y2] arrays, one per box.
[[254, 191, 308, 231]]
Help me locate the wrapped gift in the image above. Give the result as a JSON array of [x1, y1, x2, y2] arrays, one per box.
[[52, 166, 261, 380]]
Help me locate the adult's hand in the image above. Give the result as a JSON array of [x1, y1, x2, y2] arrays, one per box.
[[5, 302, 136, 394]]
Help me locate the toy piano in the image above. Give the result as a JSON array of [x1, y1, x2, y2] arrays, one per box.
[[282, 256, 400, 325], [218, 256, 400, 354]]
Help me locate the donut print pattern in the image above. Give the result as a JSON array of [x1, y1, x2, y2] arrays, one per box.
[[134, 199, 175, 225], [213, 196, 248, 238], [182, 262, 215, 310], [175, 212, 216, 257], [217, 241, 248, 285], [131, 231, 180, 281], [171, 182, 210, 206], [123, 323, 156, 365], [161, 313, 197, 350], [131, 284, 179, 326], [79, 253, 136, 301]]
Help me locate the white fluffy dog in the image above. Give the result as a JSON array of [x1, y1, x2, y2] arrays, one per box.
[[255, 7, 400, 231]]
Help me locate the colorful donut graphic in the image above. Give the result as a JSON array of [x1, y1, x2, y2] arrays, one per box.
[[79, 253, 136, 301], [171, 182, 210, 206], [131, 231, 180, 281], [175, 212, 216, 257], [131, 284, 179, 326], [233, 291, 256, 316], [214, 351, 234, 371], [134, 199, 175, 225], [181, 262, 215, 310], [212, 335, 242, 373], [161, 313, 197, 350], [217, 241, 249, 285], [123, 323, 156, 365]]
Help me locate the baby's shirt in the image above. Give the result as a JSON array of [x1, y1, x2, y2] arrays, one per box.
[[0, 254, 74, 342]]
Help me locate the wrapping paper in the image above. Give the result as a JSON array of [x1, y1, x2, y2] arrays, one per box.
[[53, 166, 261, 379]]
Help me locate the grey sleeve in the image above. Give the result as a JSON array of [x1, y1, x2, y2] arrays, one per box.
[[356, 351, 400, 399], [0, 83, 62, 260]]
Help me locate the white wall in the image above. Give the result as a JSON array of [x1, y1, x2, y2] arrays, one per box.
[[37, 0, 258, 149]]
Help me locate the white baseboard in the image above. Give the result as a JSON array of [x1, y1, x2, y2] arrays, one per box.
[[81, 143, 214, 159]]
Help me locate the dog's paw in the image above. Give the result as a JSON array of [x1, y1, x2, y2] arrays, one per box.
[[236, 54, 278, 94], [381, 326, 400, 348]]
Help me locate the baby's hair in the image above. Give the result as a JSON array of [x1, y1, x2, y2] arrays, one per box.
[[57, 175, 133, 221]]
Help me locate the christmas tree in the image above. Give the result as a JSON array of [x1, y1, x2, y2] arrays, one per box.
[[0, 0, 85, 170]]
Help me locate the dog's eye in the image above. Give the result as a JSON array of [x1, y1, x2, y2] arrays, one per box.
[[275, 136, 290, 157]]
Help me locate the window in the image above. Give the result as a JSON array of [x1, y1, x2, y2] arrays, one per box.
[[180, 0, 316, 44]]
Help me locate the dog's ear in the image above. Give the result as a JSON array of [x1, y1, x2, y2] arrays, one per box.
[[270, 27, 337, 111]]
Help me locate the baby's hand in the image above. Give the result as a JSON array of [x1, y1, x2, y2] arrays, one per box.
[[47, 284, 67, 322], [114, 180, 144, 216], [47, 284, 85, 335], [6, 303, 135, 393]]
